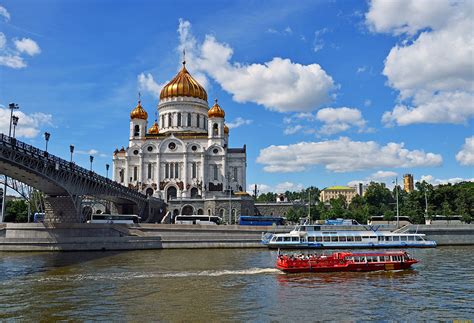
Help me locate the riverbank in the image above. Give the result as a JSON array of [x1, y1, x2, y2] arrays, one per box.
[[0, 223, 473, 251]]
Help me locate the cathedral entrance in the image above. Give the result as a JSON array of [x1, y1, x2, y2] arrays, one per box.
[[182, 205, 194, 215], [166, 186, 177, 201], [190, 187, 198, 198]]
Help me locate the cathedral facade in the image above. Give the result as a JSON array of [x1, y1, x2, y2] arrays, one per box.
[[113, 62, 253, 222]]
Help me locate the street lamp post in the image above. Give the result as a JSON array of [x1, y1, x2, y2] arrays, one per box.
[[89, 155, 94, 172], [1, 103, 20, 223], [69, 145, 74, 163], [395, 177, 399, 228], [106, 164, 110, 179], [44, 132, 50, 152], [12, 115, 19, 138]]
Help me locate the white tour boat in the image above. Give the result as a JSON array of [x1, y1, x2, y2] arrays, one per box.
[[262, 224, 437, 249]]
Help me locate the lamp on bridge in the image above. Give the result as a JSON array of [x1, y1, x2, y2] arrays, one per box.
[[44, 132, 51, 152], [69, 145, 74, 163], [106, 164, 110, 179], [12, 115, 19, 138], [89, 155, 94, 172], [7, 103, 19, 137]]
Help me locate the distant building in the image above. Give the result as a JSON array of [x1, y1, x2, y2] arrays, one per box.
[[320, 186, 357, 203], [404, 174, 414, 192], [276, 194, 288, 203], [352, 182, 368, 196]]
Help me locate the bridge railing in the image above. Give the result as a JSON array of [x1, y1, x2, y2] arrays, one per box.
[[0, 133, 146, 200]]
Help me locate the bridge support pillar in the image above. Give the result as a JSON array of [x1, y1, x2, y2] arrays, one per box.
[[44, 196, 82, 223]]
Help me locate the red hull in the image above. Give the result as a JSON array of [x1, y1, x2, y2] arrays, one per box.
[[276, 251, 418, 273]]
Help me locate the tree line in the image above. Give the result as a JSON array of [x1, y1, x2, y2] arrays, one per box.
[[256, 181, 473, 224]]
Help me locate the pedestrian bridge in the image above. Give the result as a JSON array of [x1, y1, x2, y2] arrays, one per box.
[[0, 134, 165, 223]]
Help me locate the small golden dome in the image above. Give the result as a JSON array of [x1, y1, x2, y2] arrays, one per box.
[[148, 121, 159, 134], [224, 124, 229, 134], [208, 99, 225, 118], [160, 63, 207, 101], [130, 100, 148, 120]]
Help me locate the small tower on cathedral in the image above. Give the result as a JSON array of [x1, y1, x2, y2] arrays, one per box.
[[208, 99, 225, 141], [129, 99, 148, 141]]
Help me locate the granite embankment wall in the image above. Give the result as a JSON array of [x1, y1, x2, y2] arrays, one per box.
[[0, 223, 473, 251]]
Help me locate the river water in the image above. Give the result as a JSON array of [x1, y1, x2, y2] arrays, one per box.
[[1, 246, 473, 321]]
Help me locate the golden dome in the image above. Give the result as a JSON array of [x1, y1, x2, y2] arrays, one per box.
[[130, 100, 148, 120], [224, 124, 229, 134], [148, 121, 159, 134], [208, 99, 225, 118], [160, 63, 207, 101]]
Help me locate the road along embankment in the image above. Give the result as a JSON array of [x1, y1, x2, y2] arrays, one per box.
[[1, 223, 473, 251]]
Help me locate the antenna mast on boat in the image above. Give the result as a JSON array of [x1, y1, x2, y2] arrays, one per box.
[[395, 177, 399, 228]]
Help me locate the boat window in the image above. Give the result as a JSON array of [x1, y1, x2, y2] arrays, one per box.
[[378, 236, 384, 241], [346, 257, 354, 261], [393, 236, 400, 241], [300, 226, 306, 231], [323, 236, 330, 242], [277, 237, 283, 242], [308, 236, 315, 242], [355, 236, 362, 242], [401, 236, 407, 241], [416, 236, 423, 241], [284, 237, 291, 242], [306, 226, 314, 232], [339, 236, 347, 242], [331, 236, 338, 242], [408, 236, 415, 241], [347, 236, 354, 242], [385, 236, 391, 241], [316, 237, 323, 242], [291, 237, 299, 242]]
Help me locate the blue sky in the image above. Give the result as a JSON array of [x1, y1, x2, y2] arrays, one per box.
[[1, 0, 473, 194]]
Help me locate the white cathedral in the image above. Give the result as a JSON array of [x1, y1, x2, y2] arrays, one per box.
[[113, 61, 253, 221]]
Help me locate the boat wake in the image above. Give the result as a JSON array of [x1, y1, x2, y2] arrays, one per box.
[[31, 268, 281, 283]]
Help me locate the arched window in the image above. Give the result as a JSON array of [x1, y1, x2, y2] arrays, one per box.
[[187, 113, 192, 126], [134, 125, 140, 136], [213, 164, 218, 180], [161, 115, 165, 128], [177, 113, 181, 126], [192, 162, 197, 178], [168, 114, 172, 127], [197, 114, 200, 128], [190, 187, 198, 198], [119, 169, 124, 183], [213, 123, 218, 136], [146, 187, 154, 197], [133, 166, 138, 181], [174, 162, 179, 178], [197, 209, 204, 215], [167, 186, 177, 201], [207, 209, 212, 215], [165, 163, 169, 178]]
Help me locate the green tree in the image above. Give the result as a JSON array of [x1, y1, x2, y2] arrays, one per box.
[[5, 199, 29, 222]]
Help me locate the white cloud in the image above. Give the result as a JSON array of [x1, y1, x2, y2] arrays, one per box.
[[370, 170, 398, 179], [257, 137, 442, 173], [0, 107, 53, 138], [284, 27, 293, 35], [76, 149, 107, 158], [420, 175, 474, 185], [0, 54, 26, 68], [366, 0, 474, 126], [284, 124, 303, 135], [176, 20, 335, 113], [316, 107, 367, 135], [364, 99, 372, 107], [0, 5, 10, 21], [247, 182, 304, 194], [14, 38, 41, 56], [456, 136, 474, 166], [0, 33, 6, 49], [226, 117, 252, 129], [137, 73, 166, 98], [357, 66, 367, 73], [313, 28, 328, 53]]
